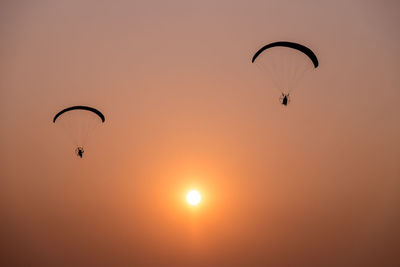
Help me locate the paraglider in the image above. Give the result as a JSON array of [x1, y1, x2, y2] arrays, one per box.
[[53, 106, 105, 158], [251, 41, 319, 106]]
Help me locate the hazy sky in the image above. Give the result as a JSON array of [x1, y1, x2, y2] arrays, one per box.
[[1, 0, 399, 266]]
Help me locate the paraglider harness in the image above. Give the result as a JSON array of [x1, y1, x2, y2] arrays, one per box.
[[279, 93, 290, 106], [75, 146, 84, 158]]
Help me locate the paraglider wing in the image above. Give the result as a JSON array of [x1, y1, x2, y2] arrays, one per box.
[[53, 106, 105, 123], [251, 41, 319, 68]]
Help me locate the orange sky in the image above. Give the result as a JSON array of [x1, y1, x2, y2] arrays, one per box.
[[1, 0, 399, 266]]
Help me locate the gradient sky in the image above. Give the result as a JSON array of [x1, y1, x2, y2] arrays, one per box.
[[1, 0, 399, 266]]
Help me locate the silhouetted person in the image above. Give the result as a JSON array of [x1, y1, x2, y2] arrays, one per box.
[[76, 147, 84, 158], [280, 93, 290, 106]]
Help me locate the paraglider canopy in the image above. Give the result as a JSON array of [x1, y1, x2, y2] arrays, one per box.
[[251, 41, 319, 68], [53, 105, 105, 123]]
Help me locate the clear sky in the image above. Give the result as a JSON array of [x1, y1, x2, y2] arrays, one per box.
[[1, 0, 399, 266]]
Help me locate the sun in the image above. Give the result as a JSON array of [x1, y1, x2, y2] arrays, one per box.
[[186, 190, 201, 206]]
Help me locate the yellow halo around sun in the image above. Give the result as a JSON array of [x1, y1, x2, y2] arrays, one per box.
[[186, 190, 201, 206]]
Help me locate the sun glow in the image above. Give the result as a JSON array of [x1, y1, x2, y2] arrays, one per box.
[[186, 190, 201, 206]]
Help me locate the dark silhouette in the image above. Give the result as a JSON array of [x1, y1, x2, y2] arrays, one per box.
[[53, 106, 106, 158], [280, 93, 290, 106], [251, 41, 319, 68], [53, 105, 105, 123], [251, 41, 319, 107], [76, 147, 84, 158]]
